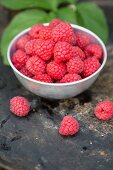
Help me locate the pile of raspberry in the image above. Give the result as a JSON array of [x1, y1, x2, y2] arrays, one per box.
[[12, 18, 103, 83]]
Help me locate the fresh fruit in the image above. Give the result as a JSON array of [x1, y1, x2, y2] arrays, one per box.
[[38, 26, 52, 40], [10, 96, 30, 117], [47, 61, 66, 80], [33, 73, 53, 83], [26, 56, 46, 75], [16, 34, 30, 50], [49, 18, 62, 28], [12, 50, 29, 70], [54, 41, 73, 63], [67, 57, 84, 74], [85, 44, 103, 60], [72, 46, 86, 60], [29, 24, 44, 38], [60, 73, 82, 83], [52, 22, 74, 44], [82, 58, 100, 78], [94, 100, 113, 120], [20, 67, 33, 78], [59, 116, 79, 136], [76, 32, 91, 49]]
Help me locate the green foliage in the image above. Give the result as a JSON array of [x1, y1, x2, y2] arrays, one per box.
[[76, 2, 108, 43], [0, 0, 109, 65]]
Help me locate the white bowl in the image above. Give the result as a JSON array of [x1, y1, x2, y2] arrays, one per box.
[[7, 24, 107, 99]]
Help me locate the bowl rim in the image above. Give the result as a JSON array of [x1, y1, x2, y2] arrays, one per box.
[[7, 23, 107, 87]]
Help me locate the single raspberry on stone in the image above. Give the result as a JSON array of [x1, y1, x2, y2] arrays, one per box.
[[60, 73, 82, 83], [67, 57, 84, 74], [25, 39, 38, 55], [34, 39, 55, 61], [76, 32, 91, 49], [54, 41, 73, 63], [47, 61, 66, 80], [82, 57, 100, 78], [20, 67, 33, 78], [10, 96, 30, 117], [94, 100, 113, 120], [59, 116, 79, 136], [85, 44, 103, 60], [33, 73, 53, 83], [16, 34, 31, 50], [72, 46, 86, 60], [29, 24, 44, 39], [26, 55, 46, 75], [12, 50, 29, 70], [49, 18, 62, 28], [52, 22, 74, 44], [38, 26, 52, 40]]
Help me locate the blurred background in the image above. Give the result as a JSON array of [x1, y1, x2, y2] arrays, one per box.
[[0, 0, 113, 169]]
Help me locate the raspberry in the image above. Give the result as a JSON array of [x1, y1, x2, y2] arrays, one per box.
[[47, 61, 66, 80], [25, 39, 38, 55], [72, 46, 86, 60], [16, 34, 31, 50], [94, 100, 113, 120], [26, 56, 46, 75], [33, 74, 53, 83], [67, 57, 84, 74], [82, 58, 100, 78], [29, 24, 44, 39], [52, 22, 74, 43], [12, 50, 29, 70], [38, 26, 52, 40], [59, 116, 79, 136], [10, 96, 30, 117], [54, 42, 73, 63], [85, 44, 103, 60], [76, 32, 91, 49], [20, 67, 33, 78], [60, 73, 82, 83], [49, 18, 62, 28], [34, 39, 55, 61]]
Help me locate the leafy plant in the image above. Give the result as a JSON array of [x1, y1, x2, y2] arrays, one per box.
[[0, 0, 108, 65]]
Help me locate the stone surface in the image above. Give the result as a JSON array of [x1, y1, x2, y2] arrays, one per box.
[[0, 2, 113, 170]]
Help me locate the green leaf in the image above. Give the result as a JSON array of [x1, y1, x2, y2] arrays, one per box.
[[76, 2, 109, 43], [58, 0, 77, 4], [56, 7, 78, 24], [0, 9, 47, 65], [44, 12, 56, 23], [0, 0, 58, 11]]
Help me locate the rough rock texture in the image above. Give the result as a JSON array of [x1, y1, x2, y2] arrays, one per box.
[[0, 3, 113, 170]]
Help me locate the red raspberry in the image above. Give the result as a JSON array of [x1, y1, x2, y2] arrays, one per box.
[[10, 96, 30, 117], [16, 34, 31, 50], [94, 100, 113, 120], [76, 32, 91, 49], [34, 39, 55, 61], [47, 61, 66, 80], [49, 18, 62, 28], [29, 24, 44, 39], [33, 73, 53, 83], [60, 73, 82, 83], [67, 57, 84, 74], [52, 22, 74, 43], [72, 46, 86, 60], [26, 56, 46, 75], [25, 39, 37, 55], [54, 42, 73, 63], [12, 50, 29, 70], [85, 44, 103, 60], [82, 57, 100, 78], [38, 26, 52, 40], [20, 67, 33, 78], [59, 116, 79, 136]]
